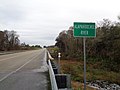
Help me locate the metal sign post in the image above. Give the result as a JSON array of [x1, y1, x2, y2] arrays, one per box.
[[83, 38, 86, 90]]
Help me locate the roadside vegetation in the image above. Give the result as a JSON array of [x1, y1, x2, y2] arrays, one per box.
[[55, 18, 120, 72], [60, 60, 120, 89], [0, 30, 42, 51], [48, 17, 120, 89]]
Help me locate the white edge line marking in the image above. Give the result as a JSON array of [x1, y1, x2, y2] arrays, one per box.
[[0, 53, 39, 82]]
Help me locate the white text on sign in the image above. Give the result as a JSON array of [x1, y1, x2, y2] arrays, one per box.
[[75, 25, 94, 29], [81, 31, 88, 35]]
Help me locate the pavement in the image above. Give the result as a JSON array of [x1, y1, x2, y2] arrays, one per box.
[[0, 49, 49, 90]]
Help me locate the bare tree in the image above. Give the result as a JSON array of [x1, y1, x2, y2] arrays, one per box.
[[0, 30, 20, 51], [0, 31, 4, 50]]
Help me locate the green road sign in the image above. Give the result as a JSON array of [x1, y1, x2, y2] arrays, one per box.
[[74, 22, 96, 37]]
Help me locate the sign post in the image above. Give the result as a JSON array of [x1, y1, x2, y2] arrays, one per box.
[[83, 37, 86, 90], [74, 22, 96, 90]]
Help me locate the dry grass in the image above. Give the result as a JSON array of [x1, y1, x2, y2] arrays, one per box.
[[60, 60, 120, 90], [60, 60, 96, 90]]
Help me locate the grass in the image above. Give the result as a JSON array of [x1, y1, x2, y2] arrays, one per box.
[[60, 60, 120, 90]]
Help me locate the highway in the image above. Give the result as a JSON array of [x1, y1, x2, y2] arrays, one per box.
[[0, 49, 49, 90]]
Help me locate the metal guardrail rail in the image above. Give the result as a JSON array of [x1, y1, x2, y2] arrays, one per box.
[[47, 50, 71, 90], [48, 59, 58, 90]]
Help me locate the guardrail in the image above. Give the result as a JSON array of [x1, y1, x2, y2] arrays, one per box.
[[47, 50, 72, 90], [48, 59, 58, 90]]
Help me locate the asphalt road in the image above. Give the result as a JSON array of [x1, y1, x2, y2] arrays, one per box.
[[0, 49, 49, 90]]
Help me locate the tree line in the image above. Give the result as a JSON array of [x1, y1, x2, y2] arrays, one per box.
[[55, 18, 120, 72], [0, 30, 20, 51], [0, 30, 41, 51]]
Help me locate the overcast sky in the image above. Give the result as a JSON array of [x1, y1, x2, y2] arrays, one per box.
[[0, 0, 120, 46]]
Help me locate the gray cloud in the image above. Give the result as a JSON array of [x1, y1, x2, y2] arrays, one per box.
[[0, 0, 120, 46], [0, 1, 26, 25]]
